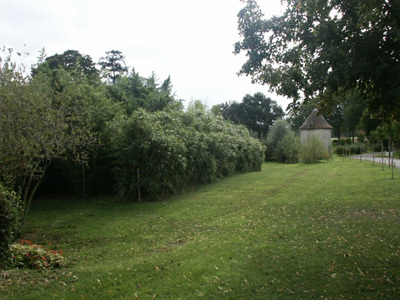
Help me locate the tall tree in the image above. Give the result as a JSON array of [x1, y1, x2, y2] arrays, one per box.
[[219, 92, 284, 138], [98, 50, 128, 84], [107, 69, 180, 114], [326, 104, 344, 140], [235, 0, 400, 122], [0, 51, 95, 226], [32, 49, 99, 85], [343, 91, 366, 141], [287, 101, 315, 131]]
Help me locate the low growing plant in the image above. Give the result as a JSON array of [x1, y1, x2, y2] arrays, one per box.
[[0, 183, 22, 267], [8, 239, 67, 270]]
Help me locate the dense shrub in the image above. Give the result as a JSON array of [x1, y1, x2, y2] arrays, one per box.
[[335, 145, 345, 156], [109, 110, 187, 200], [264, 119, 300, 163], [109, 109, 264, 201], [299, 135, 331, 163], [335, 143, 369, 156], [264, 119, 291, 161], [347, 143, 367, 154], [339, 138, 352, 145], [275, 131, 300, 163], [0, 184, 22, 267], [372, 143, 383, 152]]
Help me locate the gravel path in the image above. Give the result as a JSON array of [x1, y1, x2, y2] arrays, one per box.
[[350, 152, 400, 168]]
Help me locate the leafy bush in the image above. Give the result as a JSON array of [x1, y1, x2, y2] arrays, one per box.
[[299, 135, 331, 163], [109, 109, 264, 201], [372, 143, 383, 152], [339, 138, 352, 145], [275, 131, 300, 163], [335, 146, 345, 156], [8, 239, 67, 270], [264, 119, 300, 163], [264, 119, 291, 161], [334, 143, 368, 156], [0, 184, 22, 267], [347, 143, 367, 155], [109, 110, 187, 200]]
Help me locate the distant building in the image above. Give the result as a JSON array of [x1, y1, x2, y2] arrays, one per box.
[[299, 109, 333, 153]]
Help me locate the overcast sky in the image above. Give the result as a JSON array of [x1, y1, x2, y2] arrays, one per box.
[[1, 0, 291, 110]]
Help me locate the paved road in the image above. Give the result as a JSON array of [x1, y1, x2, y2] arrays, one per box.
[[350, 152, 400, 168]]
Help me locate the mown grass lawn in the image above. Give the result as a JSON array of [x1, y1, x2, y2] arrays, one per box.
[[1, 158, 400, 299]]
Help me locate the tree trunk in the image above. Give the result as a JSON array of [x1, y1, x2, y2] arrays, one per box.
[[21, 176, 44, 228], [21, 159, 50, 228], [388, 138, 392, 168]]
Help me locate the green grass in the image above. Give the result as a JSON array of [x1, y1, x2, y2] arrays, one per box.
[[2, 158, 400, 299]]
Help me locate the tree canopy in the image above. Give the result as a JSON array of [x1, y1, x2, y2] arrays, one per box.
[[98, 50, 128, 84], [235, 0, 400, 121], [218, 92, 284, 138], [0, 50, 96, 226], [32, 49, 100, 85]]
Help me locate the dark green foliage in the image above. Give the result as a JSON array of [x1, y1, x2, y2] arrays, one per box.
[[326, 104, 345, 140], [219, 92, 284, 138], [335, 146, 345, 156], [107, 69, 181, 115], [32, 50, 100, 86], [335, 143, 368, 156], [98, 50, 128, 84], [340, 138, 352, 146], [0, 184, 21, 266], [109, 109, 264, 201], [287, 101, 315, 131], [37, 81, 124, 197], [235, 0, 400, 121], [348, 143, 368, 155], [373, 143, 383, 152]]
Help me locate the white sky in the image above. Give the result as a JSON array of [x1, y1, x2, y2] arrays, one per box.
[[0, 0, 291, 111]]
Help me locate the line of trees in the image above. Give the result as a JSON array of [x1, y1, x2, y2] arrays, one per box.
[[0, 47, 265, 261]]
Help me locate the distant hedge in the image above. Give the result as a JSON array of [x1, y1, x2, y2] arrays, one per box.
[[109, 109, 265, 200], [335, 143, 368, 156]]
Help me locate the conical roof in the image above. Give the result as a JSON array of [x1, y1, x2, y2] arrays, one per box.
[[299, 109, 333, 130]]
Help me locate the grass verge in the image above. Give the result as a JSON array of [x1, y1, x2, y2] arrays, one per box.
[[1, 158, 400, 299]]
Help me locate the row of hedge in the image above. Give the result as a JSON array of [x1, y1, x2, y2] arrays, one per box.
[[108, 109, 265, 200], [335, 143, 384, 156]]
